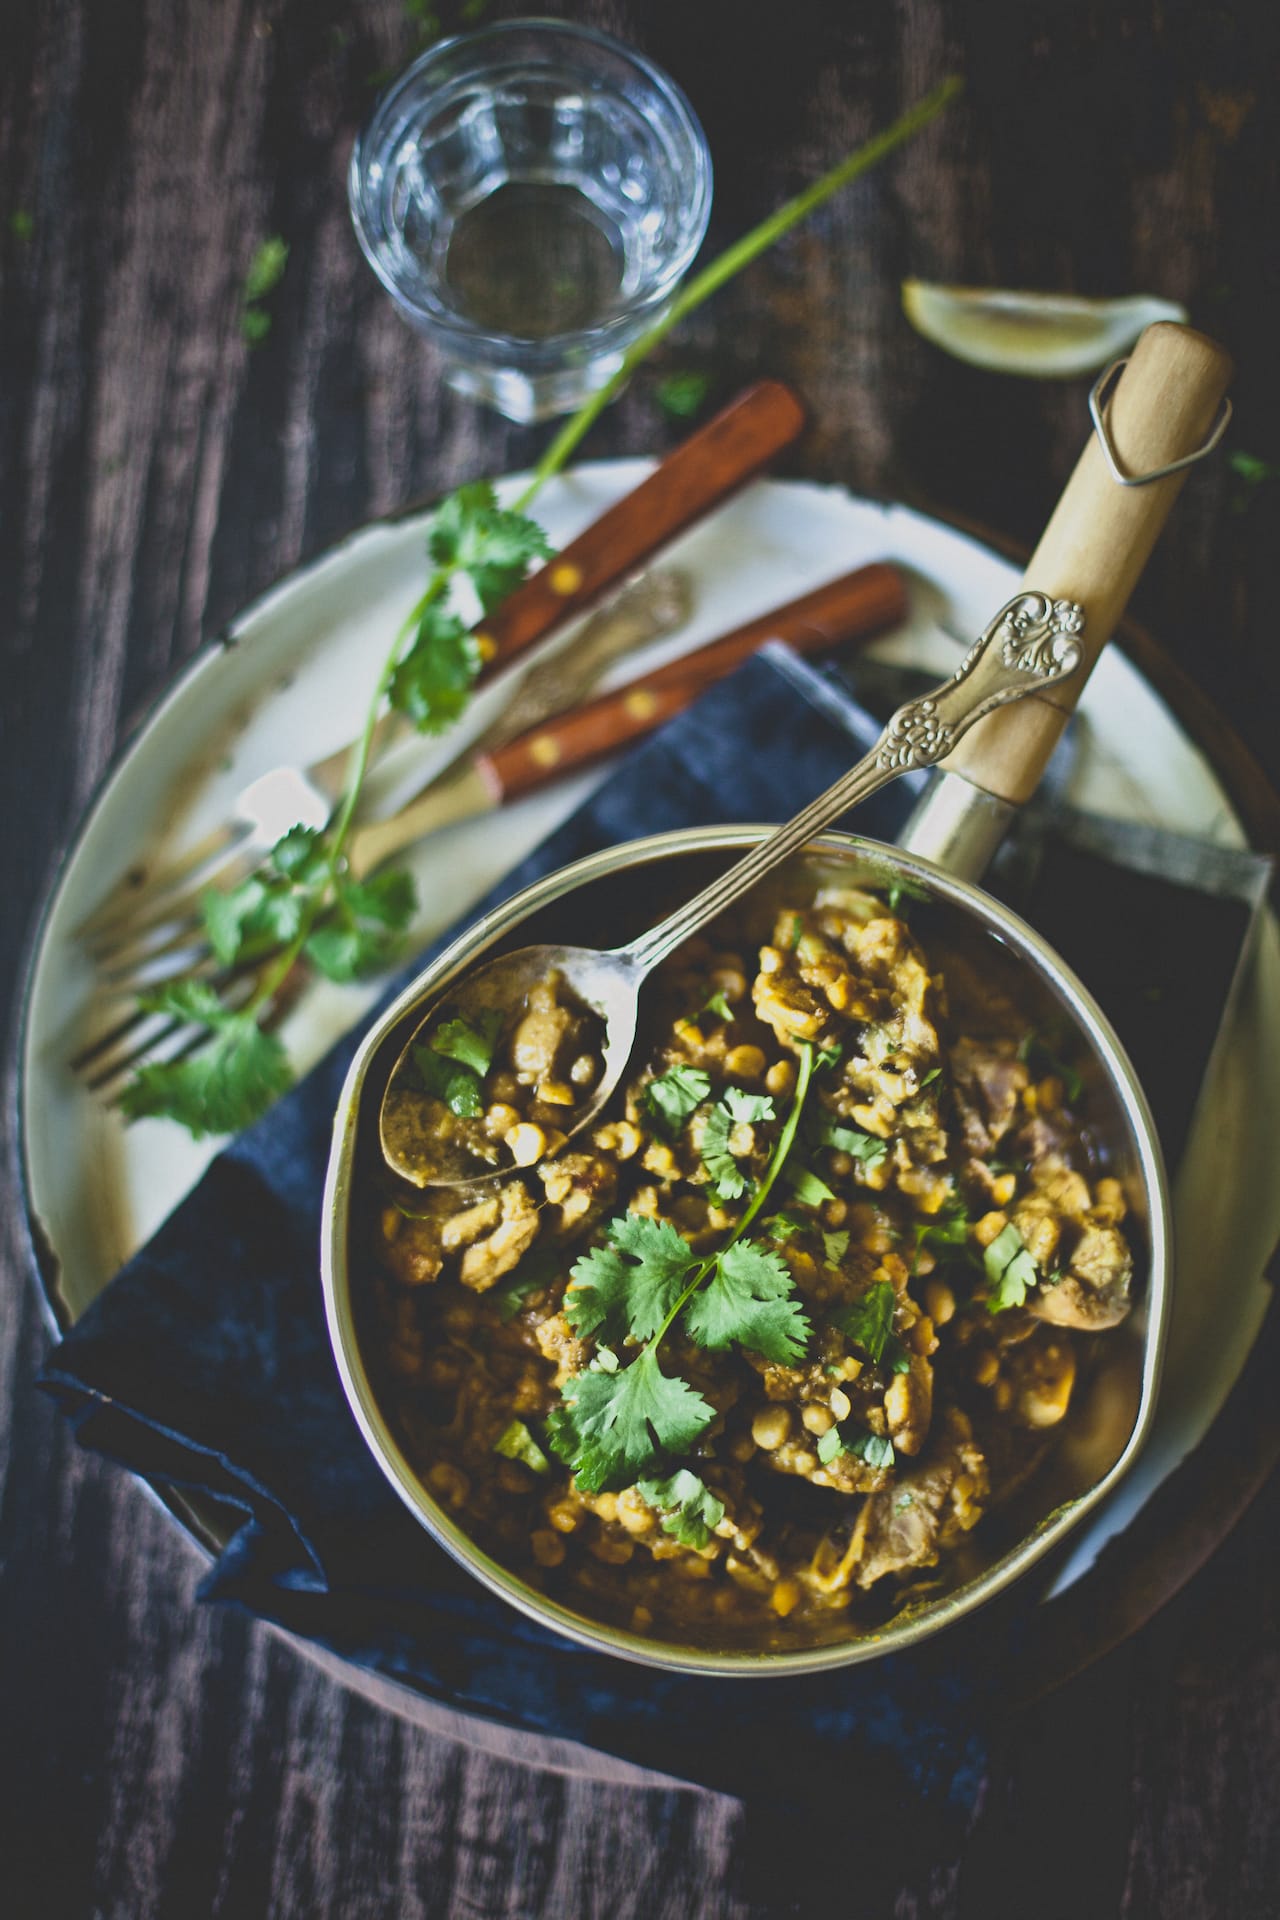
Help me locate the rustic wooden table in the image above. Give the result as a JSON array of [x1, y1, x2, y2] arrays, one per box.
[[3, 3, 1279, 1914]]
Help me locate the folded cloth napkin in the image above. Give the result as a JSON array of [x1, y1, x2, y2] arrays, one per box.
[[40, 647, 1260, 1905]]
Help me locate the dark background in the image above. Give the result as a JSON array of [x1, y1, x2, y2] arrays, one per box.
[[3, 2, 1279, 1914]]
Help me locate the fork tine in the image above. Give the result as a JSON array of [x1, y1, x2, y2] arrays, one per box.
[[74, 819, 250, 940], [82, 969, 261, 1093], [82, 844, 261, 968]]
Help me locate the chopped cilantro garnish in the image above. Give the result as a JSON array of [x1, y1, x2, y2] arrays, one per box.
[[895, 1491, 915, 1511], [983, 1222, 1039, 1312], [645, 1064, 711, 1136], [817, 1424, 895, 1470], [913, 1192, 975, 1263], [702, 989, 735, 1022], [833, 1280, 910, 1373], [918, 1067, 941, 1089], [848, 1430, 895, 1470], [494, 1420, 550, 1474], [822, 1229, 850, 1268], [700, 1087, 775, 1204], [814, 1116, 888, 1165], [430, 1008, 503, 1078], [762, 1211, 806, 1241], [412, 1044, 483, 1117], [783, 1159, 836, 1207], [636, 1468, 725, 1547], [785, 913, 804, 950], [653, 370, 712, 419]]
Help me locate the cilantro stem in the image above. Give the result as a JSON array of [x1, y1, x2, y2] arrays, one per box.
[[648, 1043, 818, 1352]]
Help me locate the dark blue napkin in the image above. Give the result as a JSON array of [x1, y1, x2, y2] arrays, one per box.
[[38, 646, 1261, 1905]]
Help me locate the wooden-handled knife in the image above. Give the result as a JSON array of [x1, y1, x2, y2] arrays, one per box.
[[347, 561, 906, 877]]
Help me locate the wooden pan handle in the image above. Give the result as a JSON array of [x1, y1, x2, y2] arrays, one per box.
[[475, 380, 807, 671], [942, 322, 1233, 805], [483, 561, 906, 798]]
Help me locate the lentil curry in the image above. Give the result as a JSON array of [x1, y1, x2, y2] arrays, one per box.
[[362, 880, 1137, 1649]]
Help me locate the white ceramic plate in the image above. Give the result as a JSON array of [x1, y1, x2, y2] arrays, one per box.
[[20, 463, 1280, 1615]]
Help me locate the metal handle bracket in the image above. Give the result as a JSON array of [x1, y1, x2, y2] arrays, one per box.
[[1089, 357, 1232, 487]]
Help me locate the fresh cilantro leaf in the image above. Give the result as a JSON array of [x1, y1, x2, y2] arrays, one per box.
[[411, 1044, 483, 1117], [272, 826, 328, 882], [822, 1229, 850, 1268], [644, 1064, 710, 1136], [424, 480, 552, 612], [913, 1191, 974, 1261], [684, 1240, 810, 1365], [820, 1422, 897, 1472], [783, 1158, 835, 1207], [653, 370, 711, 419], [848, 1430, 895, 1470], [429, 1008, 503, 1077], [814, 1115, 887, 1165], [243, 235, 289, 304], [1018, 1030, 1083, 1105], [761, 1211, 806, 1241], [636, 1468, 725, 1548], [390, 600, 483, 735], [495, 1272, 545, 1322], [700, 1103, 748, 1204], [494, 1420, 550, 1474], [565, 1215, 696, 1346], [723, 1088, 775, 1124], [833, 1280, 909, 1373], [918, 1067, 941, 1089], [546, 1349, 714, 1492], [785, 913, 804, 950], [984, 1221, 1038, 1312], [119, 983, 292, 1137], [305, 868, 417, 982], [702, 988, 734, 1022], [815, 1043, 844, 1072]]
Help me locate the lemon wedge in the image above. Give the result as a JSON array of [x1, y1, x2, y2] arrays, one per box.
[[901, 282, 1189, 378]]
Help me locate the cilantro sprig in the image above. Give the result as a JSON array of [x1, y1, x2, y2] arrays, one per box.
[[549, 1046, 819, 1492], [121, 83, 961, 1138]]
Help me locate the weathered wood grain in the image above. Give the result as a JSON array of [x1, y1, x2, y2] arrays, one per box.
[[4, 1, 1280, 1915]]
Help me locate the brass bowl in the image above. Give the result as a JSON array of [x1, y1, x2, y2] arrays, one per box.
[[321, 827, 1170, 1676]]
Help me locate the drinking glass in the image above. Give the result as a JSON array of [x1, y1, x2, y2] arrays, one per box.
[[348, 19, 713, 422]]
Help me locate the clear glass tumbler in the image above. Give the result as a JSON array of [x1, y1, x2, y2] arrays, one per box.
[[348, 19, 713, 422]]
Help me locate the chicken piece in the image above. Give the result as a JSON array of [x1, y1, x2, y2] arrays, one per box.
[[812, 1408, 989, 1593], [1030, 1223, 1132, 1330], [884, 1354, 933, 1457], [458, 1183, 541, 1291], [509, 978, 574, 1085], [949, 1035, 1028, 1156]]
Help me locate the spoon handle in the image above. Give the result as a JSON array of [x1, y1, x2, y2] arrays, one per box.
[[618, 590, 1084, 976]]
